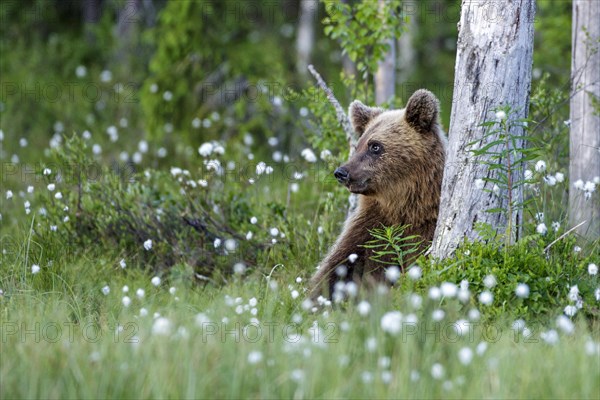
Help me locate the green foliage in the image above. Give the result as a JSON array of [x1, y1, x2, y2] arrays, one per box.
[[468, 106, 540, 244], [412, 237, 600, 322], [321, 0, 407, 105], [323, 0, 405, 85], [363, 225, 423, 266], [33, 133, 296, 281], [141, 0, 297, 149]]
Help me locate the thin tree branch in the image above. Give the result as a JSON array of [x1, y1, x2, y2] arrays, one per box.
[[543, 220, 587, 253], [307, 64, 357, 153]]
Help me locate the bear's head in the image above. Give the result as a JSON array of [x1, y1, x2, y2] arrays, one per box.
[[334, 89, 446, 198]]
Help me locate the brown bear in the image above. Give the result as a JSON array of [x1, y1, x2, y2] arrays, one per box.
[[309, 89, 447, 299]]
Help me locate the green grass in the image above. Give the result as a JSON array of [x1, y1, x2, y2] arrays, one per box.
[[1, 233, 599, 399]]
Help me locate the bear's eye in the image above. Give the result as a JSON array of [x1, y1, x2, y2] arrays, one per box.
[[369, 142, 382, 154]]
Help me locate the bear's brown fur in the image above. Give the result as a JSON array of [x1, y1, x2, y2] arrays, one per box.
[[309, 89, 447, 298]]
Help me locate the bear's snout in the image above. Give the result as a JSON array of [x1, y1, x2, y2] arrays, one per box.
[[334, 167, 350, 184]]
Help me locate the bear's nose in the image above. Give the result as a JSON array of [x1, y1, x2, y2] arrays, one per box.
[[334, 167, 350, 184]]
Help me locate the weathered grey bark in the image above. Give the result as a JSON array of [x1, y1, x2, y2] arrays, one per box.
[[296, 0, 317, 76], [569, 0, 600, 239], [375, 0, 396, 105], [431, 0, 536, 259]]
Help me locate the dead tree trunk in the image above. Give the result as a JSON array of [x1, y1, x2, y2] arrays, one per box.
[[296, 0, 317, 76], [431, 0, 536, 259], [569, 0, 600, 239], [375, 0, 396, 105]]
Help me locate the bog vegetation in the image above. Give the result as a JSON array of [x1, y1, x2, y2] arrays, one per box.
[[0, 1, 598, 398]]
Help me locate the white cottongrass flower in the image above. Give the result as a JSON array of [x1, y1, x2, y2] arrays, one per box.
[[151, 276, 161, 286], [474, 178, 485, 189], [348, 253, 358, 263], [515, 283, 530, 298], [440, 282, 458, 298], [198, 142, 214, 157], [119, 259, 126, 269], [468, 308, 481, 321], [101, 285, 110, 295], [213, 238, 222, 248], [122, 285, 129, 293], [320, 149, 332, 160], [573, 179, 585, 190], [162, 91, 173, 101], [122, 296, 131, 307], [540, 329, 559, 345], [407, 265, 422, 280], [595, 288, 600, 302], [495, 110, 507, 121], [380, 311, 403, 335], [410, 294, 422, 309], [536, 223, 547, 235], [524, 169, 533, 181], [247, 351, 263, 364], [143, 239, 153, 250], [535, 160, 546, 172], [54, 192, 63, 200], [233, 263, 246, 275], [555, 172, 564, 182], [31, 264, 40, 274], [431, 363, 445, 379], [552, 221, 560, 232], [301, 148, 317, 163], [556, 315, 575, 335], [458, 347, 473, 365], [432, 309, 445, 321], [385, 266, 401, 283], [588, 263, 598, 276], [512, 319, 526, 332], [544, 175, 557, 186], [458, 288, 470, 303], [584, 181, 596, 193], [483, 275, 497, 288], [535, 212, 544, 221], [269, 227, 279, 237], [476, 341, 488, 355], [291, 290, 299, 299], [428, 286, 442, 300], [136, 288, 145, 299], [224, 239, 237, 252], [152, 317, 173, 336], [568, 285, 580, 302], [564, 305, 577, 317], [478, 291, 493, 305], [357, 301, 371, 316], [43, 168, 52, 175]]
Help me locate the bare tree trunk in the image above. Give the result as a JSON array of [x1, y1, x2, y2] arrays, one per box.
[[83, 0, 102, 43], [397, 14, 416, 83], [296, 0, 317, 76], [569, 0, 600, 239], [375, 0, 396, 105], [431, 0, 536, 259]]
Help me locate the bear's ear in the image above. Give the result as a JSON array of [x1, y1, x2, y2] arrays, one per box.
[[404, 89, 440, 133], [349, 100, 383, 136]]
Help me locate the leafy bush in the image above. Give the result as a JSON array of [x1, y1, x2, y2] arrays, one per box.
[[406, 236, 600, 323], [34, 133, 310, 282]]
